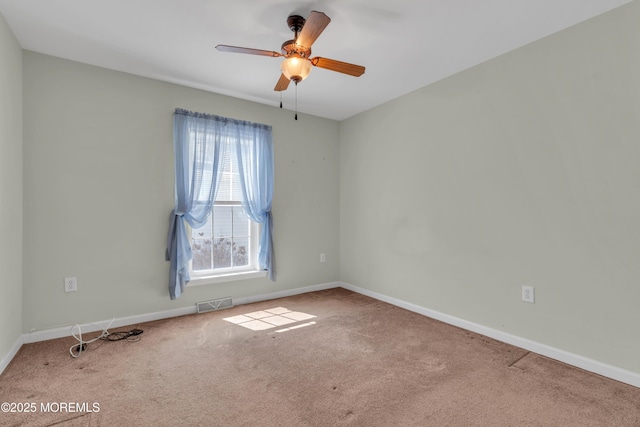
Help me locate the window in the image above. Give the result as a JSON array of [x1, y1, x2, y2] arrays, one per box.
[[189, 140, 261, 281], [167, 108, 274, 299]]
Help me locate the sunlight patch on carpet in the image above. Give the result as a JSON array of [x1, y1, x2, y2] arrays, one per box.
[[275, 321, 316, 333], [224, 307, 316, 331]]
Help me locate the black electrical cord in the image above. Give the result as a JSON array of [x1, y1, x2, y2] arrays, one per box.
[[100, 328, 144, 342], [70, 326, 144, 357]]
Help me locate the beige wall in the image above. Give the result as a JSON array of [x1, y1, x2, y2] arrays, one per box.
[[0, 14, 23, 359], [22, 52, 340, 332], [340, 1, 640, 374]]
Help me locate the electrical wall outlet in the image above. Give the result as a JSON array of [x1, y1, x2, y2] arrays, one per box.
[[522, 286, 534, 303], [64, 277, 77, 293], [320, 253, 326, 263]]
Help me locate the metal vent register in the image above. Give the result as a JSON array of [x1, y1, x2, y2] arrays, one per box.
[[196, 297, 234, 314]]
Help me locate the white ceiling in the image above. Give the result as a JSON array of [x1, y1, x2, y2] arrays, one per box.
[[0, 0, 632, 121]]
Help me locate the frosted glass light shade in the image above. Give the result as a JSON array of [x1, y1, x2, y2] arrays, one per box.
[[281, 56, 312, 83]]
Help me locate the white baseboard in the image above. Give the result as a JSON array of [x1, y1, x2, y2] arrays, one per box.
[[339, 281, 640, 389], [0, 335, 24, 375], [20, 281, 340, 345], [233, 281, 339, 306], [22, 306, 198, 344]]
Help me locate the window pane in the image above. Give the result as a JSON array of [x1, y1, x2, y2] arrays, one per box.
[[217, 172, 232, 201], [191, 132, 216, 202], [192, 205, 254, 271], [215, 149, 243, 202], [192, 239, 212, 271], [212, 236, 232, 268], [193, 215, 213, 239], [213, 206, 232, 238], [191, 216, 213, 271], [232, 206, 249, 237], [231, 175, 243, 201], [233, 236, 249, 267]]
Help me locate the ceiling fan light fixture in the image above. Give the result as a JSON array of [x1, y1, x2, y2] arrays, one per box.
[[281, 55, 312, 83]]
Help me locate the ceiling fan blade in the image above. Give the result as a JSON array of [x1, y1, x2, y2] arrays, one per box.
[[274, 74, 290, 91], [311, 57, 365, 77], [296, 11, 331, 49], [215, 45, 281, 57]]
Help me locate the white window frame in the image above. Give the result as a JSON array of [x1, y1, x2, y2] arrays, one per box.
[[186, 129, 267, 286], [188, 211, 265, 286]]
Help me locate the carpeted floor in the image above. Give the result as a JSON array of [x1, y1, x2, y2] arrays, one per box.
[[1, 288, 639, 426]]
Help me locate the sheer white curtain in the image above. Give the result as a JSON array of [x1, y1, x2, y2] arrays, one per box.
[[234, 125, 275, 280], [166, 109, 275, 299], [166, 109, 227, 299]]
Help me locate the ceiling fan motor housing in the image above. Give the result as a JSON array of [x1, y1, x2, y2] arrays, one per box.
[[287, 15, 305, 33], [282, 15, 312, 58], [281, 40, 311, 58]]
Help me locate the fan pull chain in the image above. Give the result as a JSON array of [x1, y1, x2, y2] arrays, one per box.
[[295, 82, 298, 120], [279, 91, 283, 109]]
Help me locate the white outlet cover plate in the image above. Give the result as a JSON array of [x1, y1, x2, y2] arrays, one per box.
[[65, 277, 77, 292], [522, 286, 535, 303]]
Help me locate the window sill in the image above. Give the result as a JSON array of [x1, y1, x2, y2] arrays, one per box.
[[188, 270, 267, 286]]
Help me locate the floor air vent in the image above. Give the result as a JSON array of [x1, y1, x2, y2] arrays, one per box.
[[197, 297, 233, 314]]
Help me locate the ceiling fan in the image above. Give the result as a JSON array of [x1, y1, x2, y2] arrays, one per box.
[[215, 10, 365, 93]]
